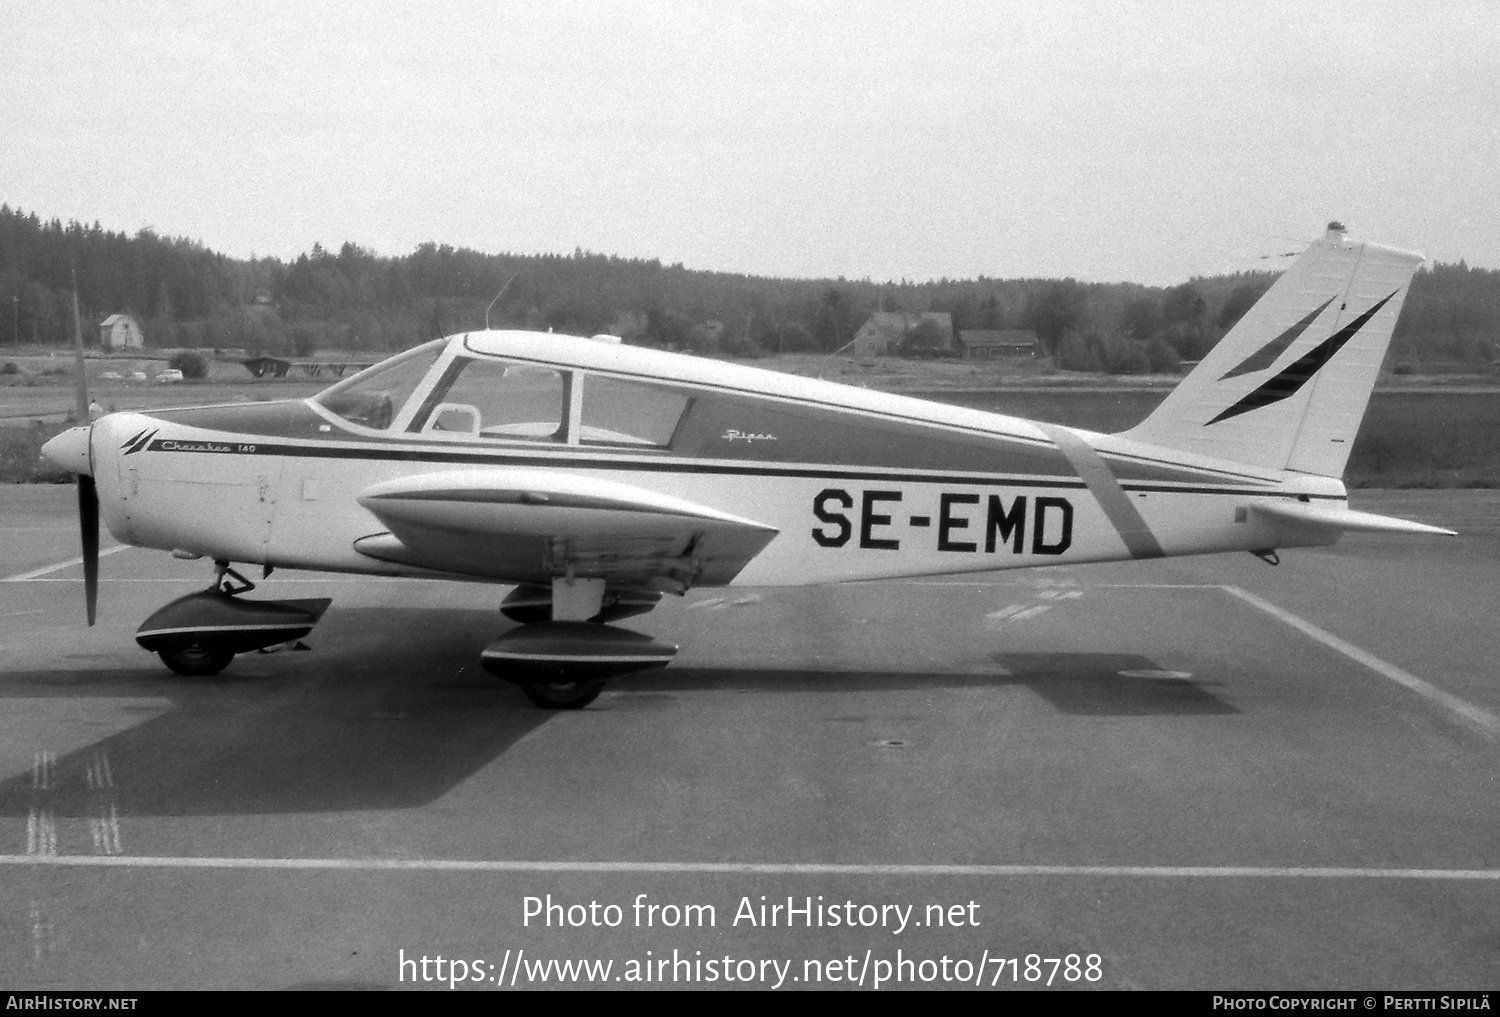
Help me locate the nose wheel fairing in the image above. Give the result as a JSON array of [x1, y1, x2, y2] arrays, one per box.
[[135, 587, 331, 675]]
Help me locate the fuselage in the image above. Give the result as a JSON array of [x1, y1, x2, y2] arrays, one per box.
[[81, 330, 1347, 588]]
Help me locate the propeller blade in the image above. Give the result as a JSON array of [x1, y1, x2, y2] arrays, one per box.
[[70, 268, 99, 626], [78, 474, 99, 626]]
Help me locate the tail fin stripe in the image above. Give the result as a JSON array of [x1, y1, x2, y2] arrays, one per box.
[[1207, 290, 1396, 425], [1219, 297, 1335, 380]]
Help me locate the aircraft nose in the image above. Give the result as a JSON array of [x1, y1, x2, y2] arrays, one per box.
[[41, 425, 93, 476]]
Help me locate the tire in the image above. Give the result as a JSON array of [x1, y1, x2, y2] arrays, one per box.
[[499, 604, 551, 624], [158, 642, 236, 677], [521, 679, 605, 710]]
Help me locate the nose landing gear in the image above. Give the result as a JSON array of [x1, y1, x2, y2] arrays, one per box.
[[136, 563, 331, 676], [157, 640, 239, 677]]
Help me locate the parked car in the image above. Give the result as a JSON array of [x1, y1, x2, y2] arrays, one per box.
[[154, 369, 185, 384]]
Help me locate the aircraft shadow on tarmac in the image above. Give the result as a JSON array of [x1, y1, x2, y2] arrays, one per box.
[[624, 652, 1238, 717], [0, 607, 1233, 818], [0, 607, 553, 818]]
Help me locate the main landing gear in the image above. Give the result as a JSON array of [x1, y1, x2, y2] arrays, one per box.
[[484, 578, 677, 710], [521, 679, 607, 711], [135, 562, 331, 677]]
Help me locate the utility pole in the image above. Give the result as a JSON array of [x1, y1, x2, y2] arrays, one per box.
[[11, 294, 16, 347]]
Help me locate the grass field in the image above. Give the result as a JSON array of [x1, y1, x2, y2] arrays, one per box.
[[0, 420, 71, 483]]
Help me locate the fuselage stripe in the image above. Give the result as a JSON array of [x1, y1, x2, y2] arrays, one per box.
[[136, 436, 1307, 499], [141, 438, 1091, 489], [1040, 423, 1166, 559]]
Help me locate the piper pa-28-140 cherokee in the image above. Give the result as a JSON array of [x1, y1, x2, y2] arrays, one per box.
[[41, 224, 1453, 708]]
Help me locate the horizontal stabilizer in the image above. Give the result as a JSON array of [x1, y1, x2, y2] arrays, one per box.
[[1251, 501, 1456, 536]]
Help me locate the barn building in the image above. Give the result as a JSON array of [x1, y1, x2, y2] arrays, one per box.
[[98, 313, 145, 350], [957, 329, 1038, 359], [850, 312, 954, 357]]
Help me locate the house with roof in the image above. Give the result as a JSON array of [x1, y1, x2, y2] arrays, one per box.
[[958, 329, 1037, 360], [98, 313, 144, 350], [850, 311, 954, 357]]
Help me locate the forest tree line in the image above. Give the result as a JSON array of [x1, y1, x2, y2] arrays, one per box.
[[1, 204, 1496, 373]]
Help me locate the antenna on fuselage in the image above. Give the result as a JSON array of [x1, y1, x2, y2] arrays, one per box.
[[817, 333, 862, 379], [484, 272, 519, 330]]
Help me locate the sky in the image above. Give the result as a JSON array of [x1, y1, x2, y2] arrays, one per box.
[[3, 0, 1498, 285]]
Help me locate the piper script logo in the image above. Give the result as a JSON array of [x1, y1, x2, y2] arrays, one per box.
[[722, 429, 777, 443]]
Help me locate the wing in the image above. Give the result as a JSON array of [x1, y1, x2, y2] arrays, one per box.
[[353, 468, 780, 590]]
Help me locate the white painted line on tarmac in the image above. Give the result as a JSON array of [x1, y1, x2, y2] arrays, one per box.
[[0, 854, 1497, 880], [1221, 585, 1500, 742], [1, 545, 130, 583], [889, 581, 1220, 589], [85, 750, 113, 790], [28, 900, 55, 963], [25, 810, 57, 857], [1087, 583, 1218, 589], [15, 576, 446, 584], [88, 805, 123, 856], [985, 604, 1051, 628], [31, 751, 55, 791]]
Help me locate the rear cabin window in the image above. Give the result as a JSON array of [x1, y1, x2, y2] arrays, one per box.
[[411, 357, 569, 442], [579, 375, 690, 447]]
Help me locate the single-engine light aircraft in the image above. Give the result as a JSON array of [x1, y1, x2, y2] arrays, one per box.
[[42, 224, 1453, 707]]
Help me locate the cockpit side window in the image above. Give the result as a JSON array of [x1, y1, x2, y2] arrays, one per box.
[[312, 339, 445, 430], [408, 357, 570, 442]]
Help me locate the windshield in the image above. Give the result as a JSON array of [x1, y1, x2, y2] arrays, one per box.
[[312, 339, 446, 429]]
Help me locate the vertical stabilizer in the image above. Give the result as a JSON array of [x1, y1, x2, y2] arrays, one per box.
[[1124, 225, 1422, 477]]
